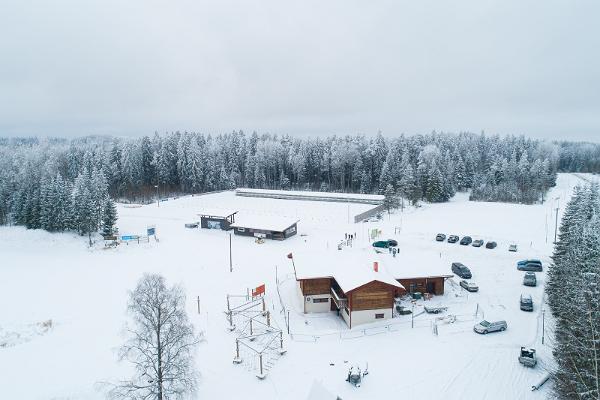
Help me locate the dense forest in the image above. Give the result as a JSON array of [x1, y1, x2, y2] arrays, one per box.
[[547, 183, 600, 399], [0, 131, 598, 233]]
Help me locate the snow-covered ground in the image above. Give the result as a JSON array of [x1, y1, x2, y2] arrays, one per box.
[[0, 173, 591, 400]]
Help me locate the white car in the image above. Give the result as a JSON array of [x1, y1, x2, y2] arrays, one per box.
[[509, 244, 518, 252], [474, 320, 507, 334], [459, 280, 479, 292]]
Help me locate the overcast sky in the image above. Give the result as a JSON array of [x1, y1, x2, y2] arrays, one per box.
[[1, 1, 599, 142]]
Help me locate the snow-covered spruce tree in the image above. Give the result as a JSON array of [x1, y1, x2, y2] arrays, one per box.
[[109, 274, 200, 400], [547, 184, 600, 399], [101, 198, 118, 237], [383, 184, 400, 214]]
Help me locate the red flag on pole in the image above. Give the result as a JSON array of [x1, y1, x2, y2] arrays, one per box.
[[252, 284, 265, 297]]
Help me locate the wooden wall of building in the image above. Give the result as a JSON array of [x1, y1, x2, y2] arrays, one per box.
[[349, 281, 395, 311], [396, 277, 445, 296], [299, 278, 331, 295]]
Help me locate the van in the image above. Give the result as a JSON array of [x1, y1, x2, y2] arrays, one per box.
[[451, 262, 472, 279]]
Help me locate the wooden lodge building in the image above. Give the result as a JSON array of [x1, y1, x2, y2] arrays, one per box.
[[294, 252, 452, 328]]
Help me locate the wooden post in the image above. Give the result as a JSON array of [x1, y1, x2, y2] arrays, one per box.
[[197, 296, 200, 314], [280, 331, 283, 349], [266, 311, 270, 327], [236, 340, 240, 359], [229, 233, 233, 272], [250, 318, 253, 335], [262, 297, 266, 312], [287, 310, 290, 334], [259, 353, 263, 376]]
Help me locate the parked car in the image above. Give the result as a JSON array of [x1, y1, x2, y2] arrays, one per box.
[[472, 239, 484, 247], [485, 241, 497, 249], [523, 272, 537, 287], [372, 240, 388, 248], [372, 239, 397, 249], [520, 294, 534, 312], [447, 235, 460, 243], [509, 244, 518, 252], [518, 259, 542, 267], [436, 233, 446, 242], [460, 236, 473, 245], [517, 262, 543, 272], [451, 262, 472, 279], [518, 347, 537, 368], [473, 320, 507, 334], [460, 280, 479, 292]]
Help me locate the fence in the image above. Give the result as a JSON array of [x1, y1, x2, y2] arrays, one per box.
[[353, 204, 387, 223]]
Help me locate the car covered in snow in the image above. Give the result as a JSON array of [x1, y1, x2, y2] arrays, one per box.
[[460, 280, 479, 292], [451, 262, 472, 279], [447, 235, 460, 243], [509, 244, 518, 252], [436, 233, 446, 242], [460, 236, 473, 245], [485, 241, 497, 249], [473, 320, 507, 334], [520, 294, 533, 311], [523, 272, 537, 287], [472, 239, 484, 247]]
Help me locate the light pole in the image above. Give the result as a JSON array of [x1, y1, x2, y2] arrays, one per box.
[[154, 184, 159, 207], [554, 197, 560, 243], [229, 233, 233, 272], [542, 308, 545, 345]]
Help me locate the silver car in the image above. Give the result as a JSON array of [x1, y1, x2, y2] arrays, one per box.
[[460, 280, 479, 292], [473, 320, 507, 334]]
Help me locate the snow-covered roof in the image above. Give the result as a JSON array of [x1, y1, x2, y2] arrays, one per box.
[[230, 215, 299, 232], [293, 247, 452, 293], [293, 251, 403, 293], [198, 208, 238, 218], [235, 188, 384, 204]]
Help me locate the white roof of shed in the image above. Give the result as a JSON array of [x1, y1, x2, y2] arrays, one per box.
[[293, 250, 403, 293], [293, 247, 452, 293], [230, 215, 299, 232], [198, 208, 238, 218], [236, 188, 384, 201]]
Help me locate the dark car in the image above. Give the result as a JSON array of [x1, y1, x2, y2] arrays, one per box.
[[387, 239, 398, 247], [451, 262, 472, 279], [472, 239, 484, 247], [523, 272, 537, 287], [436, 233, 446, 242], [485, 241, 497, 249], [460, 236, 473, 245], [517, 263, 543, 272], [517, 259, 542, 267], [448, 235, 460, 243], [520, 294, 533, 312]]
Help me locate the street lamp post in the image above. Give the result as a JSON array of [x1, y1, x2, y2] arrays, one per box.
[[554, 197, 560, 243], [154, 184, 159, 207]]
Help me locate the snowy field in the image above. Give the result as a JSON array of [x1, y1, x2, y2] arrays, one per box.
[[0, 173, 594, 400]]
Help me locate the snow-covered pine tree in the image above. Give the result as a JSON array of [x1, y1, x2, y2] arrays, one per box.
[[101, 198, 118, 237]]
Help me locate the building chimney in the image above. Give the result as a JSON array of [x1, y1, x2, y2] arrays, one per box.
[[373, 261, 379, 272]]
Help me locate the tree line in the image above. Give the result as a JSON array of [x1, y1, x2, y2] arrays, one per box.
[[1, 131, 598, 234], [547, 183, 600, 399]]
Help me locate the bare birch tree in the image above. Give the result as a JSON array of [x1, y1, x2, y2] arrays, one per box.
[[109, 274, 200, 400]]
